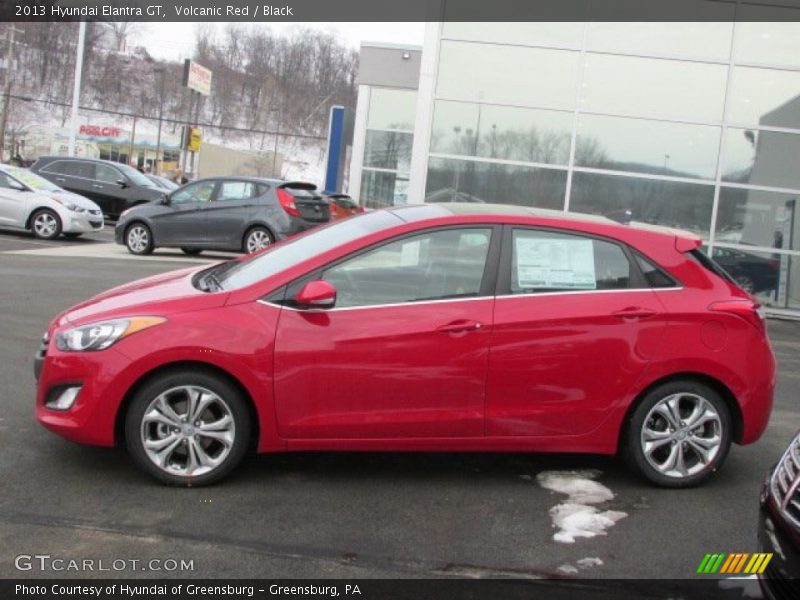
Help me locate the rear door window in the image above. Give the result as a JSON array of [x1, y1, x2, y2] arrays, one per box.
[[509, 229, 633, 294], [44, 160, 93, 178], [217, 181, 258, 202]]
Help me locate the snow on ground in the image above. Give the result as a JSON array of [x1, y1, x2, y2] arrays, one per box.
[[718, 576, 763, 599], [536, 470, 627, 544], [576, 557, 604, 568]]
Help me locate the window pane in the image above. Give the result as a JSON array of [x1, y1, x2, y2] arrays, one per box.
[[171, 181, 216, 205], [367, 88, 416, 131], [634, 253, 678, 288], [711, 247, 796, 307], [437, 41, 580, 109], [510, 229, 632, 293], [324, 228, 492, 308], [575, 114, 720, 179], [721, 128, 800, 190], [442, 22, 584, 49], [218, 181, 257, 201], [586, 22, 732, 62], [728, 67, 800, 129], [715, 187, 799, 252], [95, 165, 121, 183], [426, 158, 567, 209], [570, 172, 715, 237], [364, 130, 413, 172], [735, 12, 800, 69], [430, 101, 572, 165], [580, 54, 727, 122], [360, 170, 409, 209]]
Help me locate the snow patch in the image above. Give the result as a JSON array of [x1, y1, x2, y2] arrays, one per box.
[[557, 564, 579, 574], [576, 557, 604, 569], [536, 470, 627, 544]]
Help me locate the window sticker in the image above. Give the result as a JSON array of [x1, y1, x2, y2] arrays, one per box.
[[515, 236, 596, 289]]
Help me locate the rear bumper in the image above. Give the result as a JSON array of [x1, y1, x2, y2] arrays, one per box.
[[286, 215, 328, 235]]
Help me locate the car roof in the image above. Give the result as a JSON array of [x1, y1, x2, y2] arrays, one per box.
[[36, 155, 127, 166], [386, 202, 701, 249]]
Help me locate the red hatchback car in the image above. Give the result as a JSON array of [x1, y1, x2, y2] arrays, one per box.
[[34, 204, 775, 486]]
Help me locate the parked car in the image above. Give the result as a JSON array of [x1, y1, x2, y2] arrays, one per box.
[[35, 204, 774, 486], [114, 177, 330, 256], [324, 192, 364, 220], [713, 247, 779, 295], [145, 174, 179, 192], [758, 429, 800, 600], [0, 163, 103, 240], [30, 156, 165, 219]]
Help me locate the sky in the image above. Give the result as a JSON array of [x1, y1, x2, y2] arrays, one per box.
[[137, 22, 426, 61]]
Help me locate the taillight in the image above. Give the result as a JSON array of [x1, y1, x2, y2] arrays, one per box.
[[709, 299, 766, 332], [277, 189, 300, 217]]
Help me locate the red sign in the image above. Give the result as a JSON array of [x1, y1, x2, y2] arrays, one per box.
[[79, 125, 122, 138]]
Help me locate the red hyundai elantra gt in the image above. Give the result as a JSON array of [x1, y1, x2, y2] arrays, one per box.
[[34, 204, 775, 486]]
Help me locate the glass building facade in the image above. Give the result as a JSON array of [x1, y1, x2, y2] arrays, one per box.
[[413, 21, 800, 313]]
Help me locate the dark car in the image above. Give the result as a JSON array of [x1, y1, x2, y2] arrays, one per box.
[[758, 430, 800, 599], [30, 156, 165, 219], [145, 174, 179, 192], [713, 247, 780, 295], [114, 177, 330, 255]]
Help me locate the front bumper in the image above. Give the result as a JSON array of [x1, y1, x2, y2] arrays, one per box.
[[62, 212, 104, 234], [758, 487, 800, 600]]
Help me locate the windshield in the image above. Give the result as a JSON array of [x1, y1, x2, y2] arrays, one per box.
[[119, 163, 158, 188], [220, 211, 402, 290], [4, 165, 61, 192]]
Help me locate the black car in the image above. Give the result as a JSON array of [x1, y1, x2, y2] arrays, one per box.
[[758, 430, 800, 600], [114, 177, 330, 255], [30, 156, 165, 219], [713, 247, 780, 295]]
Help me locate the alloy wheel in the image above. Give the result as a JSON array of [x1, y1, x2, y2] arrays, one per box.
[[33, 212, 58, 238], [140, 385, 236, 478], [640, 392, 723, 479], [246, 229, 271, 253], [127, 225, 150, 254]]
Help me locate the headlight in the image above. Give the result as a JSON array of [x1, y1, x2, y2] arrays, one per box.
[[52, 197, 87, 213], [55, 317, 166, 352]]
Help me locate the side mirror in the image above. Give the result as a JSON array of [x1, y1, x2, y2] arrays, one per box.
[[160, 194, 171, 205], [116, 179, 128, 189], [295, 280, 336, 309]]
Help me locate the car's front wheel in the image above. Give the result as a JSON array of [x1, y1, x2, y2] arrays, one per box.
[[125, 222, 154, 255], [623, 380, 731, 488], [31, 209, 62, 240], [125, 370, 251, 486]]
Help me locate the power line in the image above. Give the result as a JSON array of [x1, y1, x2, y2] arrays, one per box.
[[10, 93, 327, 141]]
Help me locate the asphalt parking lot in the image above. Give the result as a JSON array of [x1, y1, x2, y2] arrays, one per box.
[[1, 225, 798, 584]]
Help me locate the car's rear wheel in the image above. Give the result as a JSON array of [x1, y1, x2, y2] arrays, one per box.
[[181, 248, 202, 256], [125, 222, 154, 255], [125, 370, 251, 486], [243, 226, 273, 254], [31, 209, 62, 240], [623, 380, 731, 488]]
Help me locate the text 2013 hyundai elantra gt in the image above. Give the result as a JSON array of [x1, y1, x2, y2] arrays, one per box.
[[34, 204, 775, 486]]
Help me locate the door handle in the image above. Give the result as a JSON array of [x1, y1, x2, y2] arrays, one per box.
[[92, 184, 104, 189], [55, 177, 66, 182], [437, 319, 483, 334], [612, 307, 656, 320]]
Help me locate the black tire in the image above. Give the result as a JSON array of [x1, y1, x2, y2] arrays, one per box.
[[243, 226, 274, 254], [125, 222, 155, 255], [63, 232, 83, 239], [734, 275, 755, 294], [31, 209, 62, 240], [181, 248, 203, 256], [623, 380, 731, 488], [124, 369, 251, 486]]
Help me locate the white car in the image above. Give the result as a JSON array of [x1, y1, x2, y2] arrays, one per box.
[[0, 163, 104, 240]]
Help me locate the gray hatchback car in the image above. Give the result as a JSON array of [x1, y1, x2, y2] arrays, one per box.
[[114, 177, 331, 255]]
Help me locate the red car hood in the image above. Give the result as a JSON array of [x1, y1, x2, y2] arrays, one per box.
[[56, 264, 228, 327]]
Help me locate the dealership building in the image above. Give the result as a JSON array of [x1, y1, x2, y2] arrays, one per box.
[[348, 21, 800, 316]]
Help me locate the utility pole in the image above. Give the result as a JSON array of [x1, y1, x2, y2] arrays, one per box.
[[0, 25, 23, 162], [154, 67, 165, 174], [67, 21, 86, 157]]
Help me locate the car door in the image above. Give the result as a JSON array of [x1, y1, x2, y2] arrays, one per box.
[[0, 172, 31, 227], [273, 225, 501, 440], [486, 226, 669, 437], [92, 163, 132, 217], [150, 180, 217, 246], [203, 180, 261, 247]]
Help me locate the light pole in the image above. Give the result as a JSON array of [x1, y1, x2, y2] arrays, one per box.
[[67, 21, 86, 157]]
